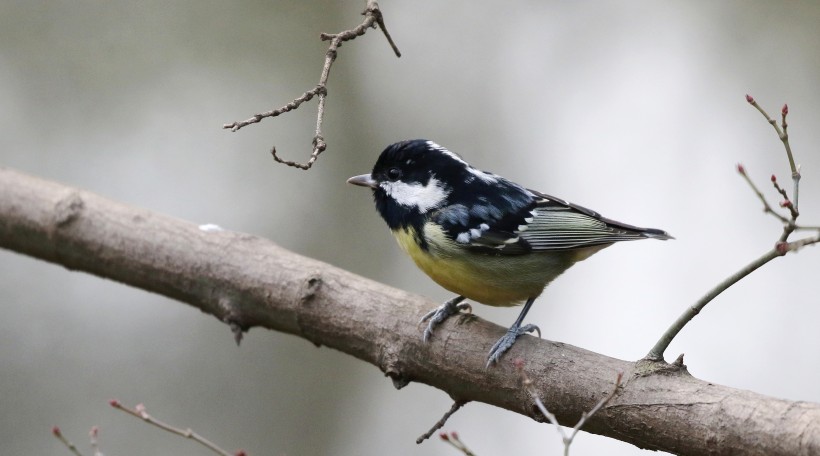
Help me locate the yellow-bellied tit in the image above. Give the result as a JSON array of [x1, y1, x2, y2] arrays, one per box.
[[348, 140, 672, 366]]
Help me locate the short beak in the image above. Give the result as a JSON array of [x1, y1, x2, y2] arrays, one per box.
[[347, 173, 378, 189]]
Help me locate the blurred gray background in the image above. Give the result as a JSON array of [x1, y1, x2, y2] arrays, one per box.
[[2, 1, 820, 455]]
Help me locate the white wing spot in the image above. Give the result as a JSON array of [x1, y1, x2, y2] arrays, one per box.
[[456, 232, 471, 243]]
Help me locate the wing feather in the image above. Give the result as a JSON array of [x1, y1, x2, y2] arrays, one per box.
[[430, 186, 671, 256]]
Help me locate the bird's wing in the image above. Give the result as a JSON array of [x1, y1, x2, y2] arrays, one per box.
[[432, 190, 671, 255]]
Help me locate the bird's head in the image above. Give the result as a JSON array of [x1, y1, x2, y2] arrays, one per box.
[[348, 140, 504, 230]]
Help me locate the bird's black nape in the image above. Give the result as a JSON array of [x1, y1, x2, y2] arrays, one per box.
[[371, 140, 468, 186]]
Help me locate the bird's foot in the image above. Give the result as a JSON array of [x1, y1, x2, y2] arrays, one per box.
[[420, 296, 471, 342], [486, 324, 541, 367]]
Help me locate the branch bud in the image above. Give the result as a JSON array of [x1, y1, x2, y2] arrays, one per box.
[[736, 163, 746, 175], [745, 94, 754, 103], [109, 399, 121, 408], [780, 200, 792, 208], [234, 451, 247, 456], [771, 174, 777, 183], [439, 432, 450, 441], [775, 242, 789, 255], [782, 103, 789, 116], [52, 426, 62, 437]]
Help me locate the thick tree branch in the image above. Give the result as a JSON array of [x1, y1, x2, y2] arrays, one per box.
[[2, 166, 820, 455]]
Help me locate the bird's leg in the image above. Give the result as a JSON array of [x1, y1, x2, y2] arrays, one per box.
[[420, 295, 472, 342], [486, 297, 540, 367]]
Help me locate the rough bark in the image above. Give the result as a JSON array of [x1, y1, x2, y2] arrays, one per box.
[[1, 166, 818, 455]]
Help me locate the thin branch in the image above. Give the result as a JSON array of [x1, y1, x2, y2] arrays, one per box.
[[736, 164, 789, 223], [746, 95, 801, 209], [645, 97, 817, 362], [777, 235, 820, 254], [416, 401, 468, 444], [645, 248, 778, 360], [517, 360, 622, 456], [89, 427, 101, 456], [439, 431, 476, 456], [52, 426, 85, 456], [110, 400, 241, 456], [223, 0, 401, 170], [771, 174, 800, 219]]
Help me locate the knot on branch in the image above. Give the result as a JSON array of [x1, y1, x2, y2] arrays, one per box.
[[299, 275, 323, 305], [54, 191, 85, 228]]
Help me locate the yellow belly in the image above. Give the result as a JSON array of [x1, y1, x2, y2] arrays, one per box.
[[392, 225, 590, 307]]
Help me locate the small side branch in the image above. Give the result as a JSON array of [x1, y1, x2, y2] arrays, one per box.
[[645, 96, 819, 362], [736, 164, 788, 223], [52, 426, 85, 456], [223, 0, 401, 170], [517, 360, 622, 456], [439, 432, 476, 456], [746, 95, 801, 209], [646, 248, 781, 361], [416, 400, 468, 444], [110, 400, 244, 456]]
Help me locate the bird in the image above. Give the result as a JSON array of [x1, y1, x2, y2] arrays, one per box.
[[347, 139, 672, 366]]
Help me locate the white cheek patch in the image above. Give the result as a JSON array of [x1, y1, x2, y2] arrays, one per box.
[[381, 177, 450, 213]]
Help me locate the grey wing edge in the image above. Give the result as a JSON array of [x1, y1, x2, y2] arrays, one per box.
[[530, 189, 674, 241]]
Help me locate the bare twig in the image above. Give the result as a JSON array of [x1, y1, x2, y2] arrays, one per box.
[[771, 174, 800, 219], [110, 400, 244, 456], [223, 0, 401, 170], [516, 360, 622, 456], [89, 427, 101, 456], [416, 400, 467, 444], [645, 248, 781, 361], [439, 431, 476, 456], [52, 426, 85, 456], [645, 96, 819, 362], [746, 95, 801, 209], [737, 164, 789, 222]]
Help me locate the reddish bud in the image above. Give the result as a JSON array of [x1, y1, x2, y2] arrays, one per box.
[[52, 426, 62, 437], [234, 451, 247, 456], [771, 174, 777, 183], [736, 163, 746, 175], [775, 242, 789, 255], [745, 94, 754, 103], [780, 200, 792, 208], [109, 399, 121, 408], [450, 431, 460, 440], [89, 426, 99, 438], [439, 432, 450, 441], [782, 104, 789, 115]]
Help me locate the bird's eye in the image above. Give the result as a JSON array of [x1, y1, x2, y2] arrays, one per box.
[[386, 167, 402, 181]]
